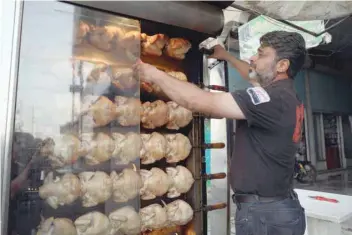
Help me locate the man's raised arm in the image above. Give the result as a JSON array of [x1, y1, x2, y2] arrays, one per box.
[[133, 60, 246, 120], [209, 45, 259, 86]]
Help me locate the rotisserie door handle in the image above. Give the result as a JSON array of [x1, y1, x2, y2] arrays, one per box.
[[192, 113, 224, 119], [201, 142, 225, 149], [194, 143, 225, 149], [205, 85, 228, 92], [204, 202, 227, 212], [204, 172, 226, 180]]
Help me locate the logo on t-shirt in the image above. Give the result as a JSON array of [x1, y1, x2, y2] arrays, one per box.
[[246, 87, 271, 105]]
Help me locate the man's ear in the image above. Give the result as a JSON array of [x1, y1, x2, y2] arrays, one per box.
[[277, 59, 290, 74]]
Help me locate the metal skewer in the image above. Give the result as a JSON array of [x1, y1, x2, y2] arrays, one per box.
[[195, 172, 226, 181], [194, 202, 227, 212], [193, 142, 225, 149]]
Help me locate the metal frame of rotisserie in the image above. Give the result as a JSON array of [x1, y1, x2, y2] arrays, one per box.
[[0, 1, 230, 235], [67, 1, 224, 36], [0, 1, 24, 234]]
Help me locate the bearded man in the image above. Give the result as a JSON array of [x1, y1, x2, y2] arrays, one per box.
[[134, 30, 307, 235]]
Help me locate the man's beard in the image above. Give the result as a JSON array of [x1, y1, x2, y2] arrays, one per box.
[[249, 66, 276, 87]]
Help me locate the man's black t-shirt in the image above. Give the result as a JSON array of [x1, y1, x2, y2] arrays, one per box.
[[231, 79, 304, 197]]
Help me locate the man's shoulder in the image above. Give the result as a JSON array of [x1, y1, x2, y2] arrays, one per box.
[[266, 81, 301, 105]]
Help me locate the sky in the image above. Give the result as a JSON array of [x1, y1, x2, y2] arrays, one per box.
[[15, 1, 76, 139]]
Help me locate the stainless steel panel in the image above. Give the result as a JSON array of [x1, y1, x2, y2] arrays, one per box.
[[70, 1, 224, 35], [205, 58, 229, 235]]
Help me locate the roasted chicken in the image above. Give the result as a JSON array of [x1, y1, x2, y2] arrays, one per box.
[[114, 96, 141, 126], [110, 168, 142, 203], [81, 96, 116, 128], [75, 21, 90, 45], [80, 95, 99, 114], [148, 71, 188, 97], [39, 135, 81, 168], [164, 38, 192, 60], [140, 132, 167, 165], [141, 33, 168, 56], [164, 133, 192, 163], [121, 30, 140, 48], [110, 67, 138, 90], [141, 100, 169, 129], [75, 211, 111, 235], [166, 166, 194, 198], [120, 30, 141, 56], [166, 101, 193, 130], [109, 206, 141, 235], [111, 132, 140, 165], [140, 168, 170, 200], [79, 171, 112, 207], [89, 25, 124, 51], [140, 204, 168, 232], [37, 217, 77, 235], [86, 65, 137, 91], [86, 64, 110, 84], [81, 132, 115, 166], [165, 200, 194, 226], [39, 172, 81, 209]]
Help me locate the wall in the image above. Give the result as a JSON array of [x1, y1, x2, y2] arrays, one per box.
[[307, 70, 352, 170], [227, 50, 251, 91], [308, 70, 352, 114], [342, 116, 352, 165]]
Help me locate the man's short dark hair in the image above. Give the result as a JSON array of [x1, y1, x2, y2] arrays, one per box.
[[260, 30, 306, 78]]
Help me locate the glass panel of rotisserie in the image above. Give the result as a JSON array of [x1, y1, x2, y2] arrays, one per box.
[[8, 2, 141, 235]]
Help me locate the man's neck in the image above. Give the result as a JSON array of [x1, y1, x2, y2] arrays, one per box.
[[273, 73, 290, 82], [264, 74, 289, 87]]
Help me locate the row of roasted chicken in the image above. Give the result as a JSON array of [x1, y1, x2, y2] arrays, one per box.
[[85, 62, 188, 97], [40, 132, 191, 168], [39, 166, 194, 209], [76, 21, 191, 60], [37, 199, 193, 235], [77, 96, 192, 130]]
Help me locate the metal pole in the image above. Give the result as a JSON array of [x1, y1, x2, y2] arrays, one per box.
[[304, 70, 317, 166]]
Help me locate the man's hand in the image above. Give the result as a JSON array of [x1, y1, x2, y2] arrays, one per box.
[[133, 59, 163, 84], [208, 45, 230, 61]]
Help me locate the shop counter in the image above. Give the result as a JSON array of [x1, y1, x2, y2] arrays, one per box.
[[295, 188, 352, 235]]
